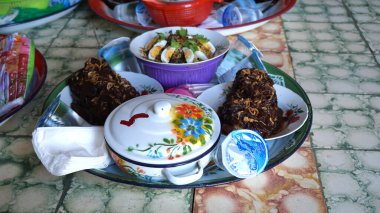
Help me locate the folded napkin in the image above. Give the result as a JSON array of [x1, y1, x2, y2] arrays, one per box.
[[32, 126, 111, 176]]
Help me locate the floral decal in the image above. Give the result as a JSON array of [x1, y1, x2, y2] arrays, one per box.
[[176, 104, 203, 118], [173, 103, 213, 145], [110, 152, 152, 181], [139, 85, 159, 95], [285, 104, 304, 124], [127, 95, 214, 160]]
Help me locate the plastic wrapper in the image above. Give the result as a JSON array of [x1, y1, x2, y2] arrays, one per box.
[[215, 0, 264, 27], [216, 35, 285, 86], [98, 37, 142, 73], [216, 35, 266, 83], [0, 33, 35, 117]]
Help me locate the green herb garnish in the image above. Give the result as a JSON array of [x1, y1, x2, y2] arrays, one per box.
[[183, 40, 199, 52], [176, 28, 188, 37], [157, 32, 166, 40], [170, 39, 180, 48], [194, 34, 209, 43]]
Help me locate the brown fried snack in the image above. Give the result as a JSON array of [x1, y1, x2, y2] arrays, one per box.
[[68, 58, 139, 125], [218, 68, 283, 138]]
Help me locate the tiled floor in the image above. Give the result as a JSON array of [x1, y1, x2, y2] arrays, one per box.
[[284, 0, 380, 212], [0, 0, 379, 212]]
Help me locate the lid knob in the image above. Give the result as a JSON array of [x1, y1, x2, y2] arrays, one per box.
[[154, 101, 171, 117]]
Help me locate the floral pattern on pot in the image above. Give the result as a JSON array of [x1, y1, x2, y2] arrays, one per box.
[[127, 95, 214, 160], [110, 151, 153, 182]]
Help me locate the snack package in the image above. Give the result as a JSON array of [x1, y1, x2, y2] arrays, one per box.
[[98, 37, 141, 73], [216, 35, 285, 86], [0, 33, 35, 117], [216, 35, 266, 83]]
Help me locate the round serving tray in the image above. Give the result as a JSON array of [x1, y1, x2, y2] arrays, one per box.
[[88, 0, 296, 36], [0, 2, 81, 34], [41, 62, 312, 188]]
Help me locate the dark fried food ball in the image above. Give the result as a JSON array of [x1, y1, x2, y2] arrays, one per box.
[[218, 68, 283, 138], [68, 58, 139, 125]]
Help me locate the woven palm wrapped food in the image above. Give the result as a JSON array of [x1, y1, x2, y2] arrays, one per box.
[[218, 68, 283, 138], [68, 58, 139, 125]]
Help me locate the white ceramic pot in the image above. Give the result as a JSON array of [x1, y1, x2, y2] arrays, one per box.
[[104, 93, 221, 185]]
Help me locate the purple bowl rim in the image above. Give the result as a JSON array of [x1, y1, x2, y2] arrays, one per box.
[[130, 27, 231, 66], [136, 52, 225, 68]]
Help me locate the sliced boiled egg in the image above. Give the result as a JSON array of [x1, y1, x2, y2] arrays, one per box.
[[148, 40, 167, 61], [201, 41, 216, 54], [182, 47, 195, 63], [195, 50, 208, 61], [161, 46, 176, 63]]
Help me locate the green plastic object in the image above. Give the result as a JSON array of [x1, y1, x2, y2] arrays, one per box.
[[0, 0, 49, 16]]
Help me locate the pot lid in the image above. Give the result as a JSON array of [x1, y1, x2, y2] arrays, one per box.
[[104, 93, 221, 165]]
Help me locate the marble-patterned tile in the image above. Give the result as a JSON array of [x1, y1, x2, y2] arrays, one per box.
[[346, 0, 380, 23], [315, 150, 355, 172], [310, 93, 380, 149], [7, 184, 61, 213], [51, 18, 98, 48], [43, 48, 99, 85], [59, 172, 192, 213], [17, 18, 70, 54], [0, 136, 63, 212], [240, 19, 288, 52], [53, 7, 134, 49], [72, 2, 98, 19], [226, 18, 288, 53], [359, 23, 380, 53], [303, 135, 312, 148], [194, 147, 326, 212], [90, 18, 137, 47], [52, 5, 134, 49], [318, 150, 380, 213], [284, 22, 370, 53], [262, 51, 294, 77], [282, 0, 353, 23], [291, 53, 380, 94], [355, 151, 380, 171], [226, 19, 294, 76]]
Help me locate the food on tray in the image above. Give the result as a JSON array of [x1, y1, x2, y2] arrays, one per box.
[[141, 28, 216, 64], [68, 58, 139, 125], [218, 68, 284, 138], [0, 33, 35, 117]]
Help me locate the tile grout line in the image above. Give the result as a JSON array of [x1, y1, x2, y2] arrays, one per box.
[[312, 147, 380, 152], [280, 15, 329, 210], [43, 14, 74, 55], [54, 173, 74, 213], [341, 0, 380, 66]]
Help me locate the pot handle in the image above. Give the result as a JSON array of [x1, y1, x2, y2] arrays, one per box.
[[163, 160, 207, 185]]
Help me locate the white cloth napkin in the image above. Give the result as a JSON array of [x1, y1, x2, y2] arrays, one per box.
[[32, 127, 111, 176]]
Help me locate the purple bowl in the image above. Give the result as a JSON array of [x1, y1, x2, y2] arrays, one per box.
[[137, 53, 225, 89], [130, 27, 230, 89]]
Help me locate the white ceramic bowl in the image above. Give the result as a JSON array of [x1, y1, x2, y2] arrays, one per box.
[[197, 82, 309, 142], [104, 93, 221, 185], [129, 27, 230, 88]]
